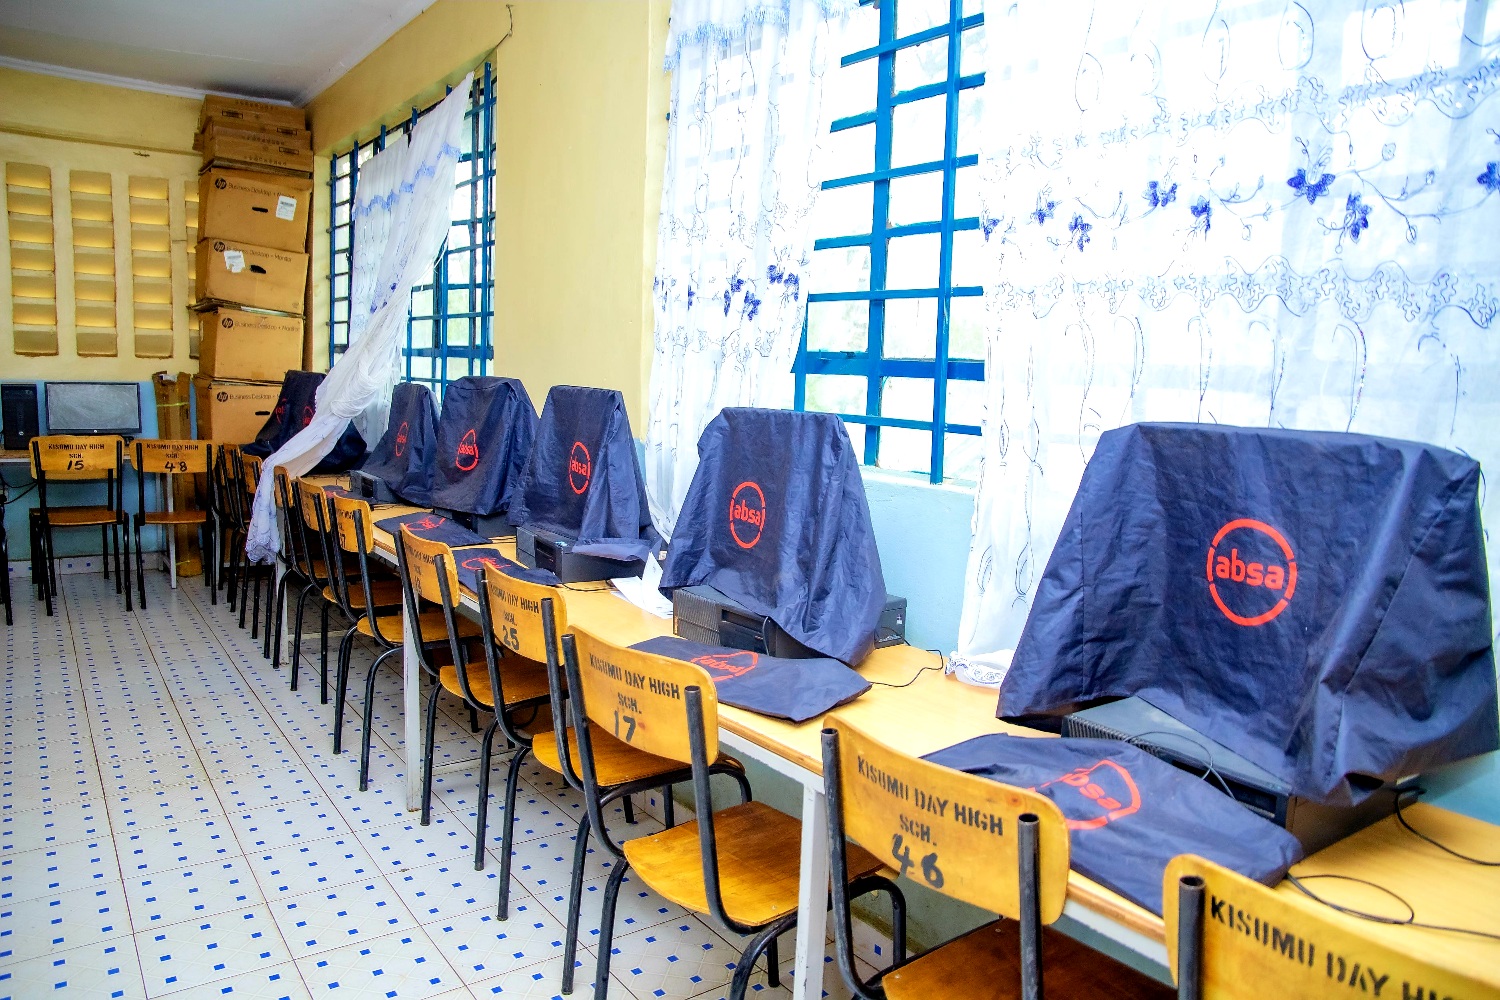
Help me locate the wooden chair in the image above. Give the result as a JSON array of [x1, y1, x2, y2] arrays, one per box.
[[327, 495, 479, 790], [1165, 855, 1487, 1000], [265, 467, 307, 665], [291, 478, 347, 698], [317, 487, 402, 699], [129, 439, 214, 611], [395, 531, 551, 858], [29, 434, 132, 616], [822, 715, 1173, 1000], [213, 445, 249, 613], [565, 628, 902, 1000], [235, 453, 269, 633]]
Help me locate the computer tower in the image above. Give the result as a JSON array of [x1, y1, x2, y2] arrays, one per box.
[[515, 524, 644, 583], [1062, 697, 1401, 855], [2, 384, 39, 451], [672, 586, 908, 659], [348, 469, 399, 505]]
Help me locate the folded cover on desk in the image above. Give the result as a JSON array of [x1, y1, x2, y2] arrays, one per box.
[[359, 382, 438, 505], [322, 485, 356, 499], [925, 734, 1304, 915], [1000, 423, 1499, 807], [511, 385, 656, 563], [451, 547, 561, 594], [659, 408, 886, 666], [632, 636, 870, 723], [376, 512, 488, 549], [243, 370, 366, 472], [428, 376, 535, 517]]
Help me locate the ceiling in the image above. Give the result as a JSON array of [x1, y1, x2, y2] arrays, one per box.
[[0, 0, 436, 105]]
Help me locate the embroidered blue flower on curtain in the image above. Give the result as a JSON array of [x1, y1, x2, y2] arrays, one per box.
[[952, 1, 1500, 684], [645, 0, 856, 537]]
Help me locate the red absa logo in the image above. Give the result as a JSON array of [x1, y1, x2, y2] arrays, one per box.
[[691, 650, 759, 679], [413, 515, 446, 532], [300, 405, 314, 428], [568, 441, 591, 495], [1206, 518, 1297, 627], [1036, 760, 1142, 831], [394, 421, 409, 458], [728, 481, 766, 550], [455, 428, 479, 471]]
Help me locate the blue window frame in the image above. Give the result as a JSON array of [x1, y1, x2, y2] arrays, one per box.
[[327, 64, 496, 397], [793, 0, 985, 483]]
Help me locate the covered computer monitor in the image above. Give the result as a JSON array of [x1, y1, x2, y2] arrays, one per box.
[[44, 381, 142, 436], [510, 385, 655, 581], [999, 422, 1499, 807], [659, 408, 887, 666], [243, 370, 366, 472], [427, 376, 536, 533], [353, 382, 439, 506]]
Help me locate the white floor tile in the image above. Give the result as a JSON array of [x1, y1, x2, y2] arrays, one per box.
[[0, 935, 146, 1000], [295, 928, 462, 999], [116, 817, 240, 878], [132, 903, 293, 996], [124, 857, 266, 929], [0, 880, 132, 963], [266, 877, 420, 959], [422, 894, 566, 985], [0, 836, 122, 903]]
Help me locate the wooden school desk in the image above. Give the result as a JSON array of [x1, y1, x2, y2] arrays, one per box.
[[308, 483, 1500, 998]]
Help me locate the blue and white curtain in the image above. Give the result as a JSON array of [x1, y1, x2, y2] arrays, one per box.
[[645, 0, 856, 537], [953, 1, 1500, 683], [246, 76, 471, 562]]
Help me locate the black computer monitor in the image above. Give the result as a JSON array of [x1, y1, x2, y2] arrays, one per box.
[[44, 381, 143, 436]]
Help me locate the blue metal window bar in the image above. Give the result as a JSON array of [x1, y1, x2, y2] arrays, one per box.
[[793, 0, 984, 483], [327, 63, 496, 397]]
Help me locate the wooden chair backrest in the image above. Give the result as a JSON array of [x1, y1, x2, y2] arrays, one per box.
[[330, 495, 375, 555], [273, 466, 292, 511], [31, 434, 123, 479], [825, 714, 1071, 924], [296, 478, 327, 531], [482, 564, 568, 663], [242, 455, 263, 494], [132, 439, 212, 474], [399, 528, 459, 607], [568, 625, 716, 765], [1163, 855, 1486, 1000]]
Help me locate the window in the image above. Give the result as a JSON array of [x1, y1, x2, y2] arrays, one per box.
[[793, 0, 984, 483], [327, 65, 496, 396]]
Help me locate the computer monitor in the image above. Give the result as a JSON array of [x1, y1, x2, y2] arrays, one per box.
[[44, 381, 143, 436]]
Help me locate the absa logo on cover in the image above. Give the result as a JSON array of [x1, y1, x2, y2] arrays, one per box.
[[569, 441, 591, 495], [1036, 760, 1142, 831], [691, 650, 759, 679], [455, 429, 479, 471], [394, 421, 409, 458], [728, 481, 766, 549], [1205, 518, 1297, 627], [301, 405, 314, 428]]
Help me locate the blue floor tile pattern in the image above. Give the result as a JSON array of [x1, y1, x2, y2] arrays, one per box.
[[0, 568, 873, 999]]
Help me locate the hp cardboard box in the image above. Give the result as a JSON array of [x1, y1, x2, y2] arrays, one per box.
[[194, 238, 308, 315], [200, 130, 313, 176], [193, 375, 280, 444], [198, 95, 305, 133], [198, 168, 311, 252], [194, 118, 310, 153], [198, 308, 303, 382]]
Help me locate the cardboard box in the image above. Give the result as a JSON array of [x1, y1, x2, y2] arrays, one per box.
[[193, 374, 281, 444], [198, 95, 305, 133], [194, 118, 310, 153], [201, 131, 313, 177], [198, 307, 303, 381], [194, 237, 308, 315], [198, 168, 311, 252]]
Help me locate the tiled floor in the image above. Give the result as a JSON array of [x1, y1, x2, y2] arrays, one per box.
[[0, 568, 876, 999]]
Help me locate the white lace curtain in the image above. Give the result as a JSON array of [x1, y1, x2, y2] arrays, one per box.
[[644, 0, 854, 537], [245, 76, 472, 563], [953, 0, 1500, 684]]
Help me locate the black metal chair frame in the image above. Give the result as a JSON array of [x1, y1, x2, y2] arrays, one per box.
[[131, 441, 215, 612], [1173, 875, 1206, 1000], [265, 469, 309, 667], [288, 481, 343, 699], [30, 436, 132, 617], [231, 452, 272, 636], [566, 635, 904, 1000], [821, 726, 1053, 998]]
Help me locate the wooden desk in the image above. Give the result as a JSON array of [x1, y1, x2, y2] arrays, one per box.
[[348, 511, 1168, 1000], [1281, 802, 1500, 986]]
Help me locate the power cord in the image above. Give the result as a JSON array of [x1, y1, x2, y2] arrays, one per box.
[[1394, 785, 1500, 866], [867, 648, 946, 689]]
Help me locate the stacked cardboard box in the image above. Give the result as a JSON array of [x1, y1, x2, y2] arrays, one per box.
[[192, 96, 312, 441]]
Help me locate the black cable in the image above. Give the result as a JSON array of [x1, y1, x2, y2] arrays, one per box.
[[1, 482, 36, 506], [867, 649, 946, 689], [1285, 872, 1500, 943], [1394, 786, 1500, 866]]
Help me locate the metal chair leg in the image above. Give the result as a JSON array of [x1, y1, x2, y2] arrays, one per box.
[[134, 521, 147, 610], [332, 626, 357, 754], [420, 680, 443, 824], [496, 746, 529, 919], [589, 860, 631, 1000], [290, 585, 311, 691], [359, 647, 400, 791], [560, 812, 594, 995], [319, 602, 331, 704], [473, 718, 499, 869]]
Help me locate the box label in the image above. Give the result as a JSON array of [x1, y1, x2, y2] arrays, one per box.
[[275, 195, 298, 220], [223, 249, 245, 273]]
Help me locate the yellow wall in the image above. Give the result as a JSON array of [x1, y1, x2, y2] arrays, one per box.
[[303, 0, 669, 429], [0, 67, 203, 380]]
